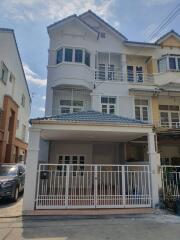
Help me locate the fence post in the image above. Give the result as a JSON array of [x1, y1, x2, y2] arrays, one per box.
[[122, 165, 126, 207], [94, 165, 98, 208], [65, 165, 70, 208]]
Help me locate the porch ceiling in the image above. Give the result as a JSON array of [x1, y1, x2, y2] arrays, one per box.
[[40, 129, 148, 142]]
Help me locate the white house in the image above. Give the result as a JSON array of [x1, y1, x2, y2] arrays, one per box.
[[23, 11, 180, 214], [0, 28, 31, 163]]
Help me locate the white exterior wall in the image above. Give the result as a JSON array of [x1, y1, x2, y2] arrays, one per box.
[[0, 30, 31, 143]]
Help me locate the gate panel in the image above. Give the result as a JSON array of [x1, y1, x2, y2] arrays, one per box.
[[36, 164, 151, 209], [96, 165, 124, 208], [161, 166, 180, 200], [124, 165, 151, 207]]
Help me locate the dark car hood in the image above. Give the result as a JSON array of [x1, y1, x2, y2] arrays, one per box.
[[0, 176, 16, 182]]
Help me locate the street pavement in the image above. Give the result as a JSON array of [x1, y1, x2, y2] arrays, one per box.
[[0, 213, 180, 240], [0, 198, 180, 240]]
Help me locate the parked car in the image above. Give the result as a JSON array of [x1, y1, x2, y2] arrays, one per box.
[[0, 164, 25, 202]]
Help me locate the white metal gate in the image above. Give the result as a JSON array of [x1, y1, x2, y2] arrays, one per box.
[[36, 164, 151, 209], [161, 165, 180, 200]]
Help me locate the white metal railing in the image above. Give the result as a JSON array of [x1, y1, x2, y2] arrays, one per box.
[[95, 68, 154, 83], [161, 165, 180, 200], [36, 164, 151, 209], [159, 121, 180, 129]]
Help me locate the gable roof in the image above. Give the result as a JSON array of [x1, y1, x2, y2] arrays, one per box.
[[47, 14, 98, 37], [30, 110, 148, 126], [79, 10, 127, 41], [0, 28, 31, 102], [155, 30, 180, 44]]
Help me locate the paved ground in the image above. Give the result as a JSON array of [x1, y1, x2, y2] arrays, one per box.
[[0, 196, 23, 218], [0, 213, 180, 240], [0, 198, 180, 240]]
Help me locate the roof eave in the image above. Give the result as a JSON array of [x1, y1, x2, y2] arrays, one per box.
[[30, 119, 152, 128]]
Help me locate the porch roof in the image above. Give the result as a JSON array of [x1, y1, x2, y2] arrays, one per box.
[[30, 111, 149, 126]]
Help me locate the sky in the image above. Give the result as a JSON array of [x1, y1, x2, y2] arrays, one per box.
[[0, 0, 180, 118]]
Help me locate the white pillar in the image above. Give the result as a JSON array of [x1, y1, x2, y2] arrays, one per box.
[[121, 54, 127, 82], [23, 128, 40, 214], [148, 132, 161, 208]]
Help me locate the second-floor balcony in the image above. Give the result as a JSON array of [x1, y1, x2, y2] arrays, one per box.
[[95, 66, 154, 84], [158, 121, 180, 129]]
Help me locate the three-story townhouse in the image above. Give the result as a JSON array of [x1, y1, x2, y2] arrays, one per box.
[[23, 11, 180, 214], [0, 29, 31, 163]]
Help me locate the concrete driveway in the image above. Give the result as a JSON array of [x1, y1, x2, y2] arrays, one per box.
[[0, 196, 23, 218], [0, 213, 180, 240]]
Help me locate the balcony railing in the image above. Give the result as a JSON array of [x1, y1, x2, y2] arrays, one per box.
[[95, 67, 154, 83], [159, 121, 180, 129]]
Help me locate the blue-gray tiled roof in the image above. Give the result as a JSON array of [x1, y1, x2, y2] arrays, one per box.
[[30, 111, 147, 125]]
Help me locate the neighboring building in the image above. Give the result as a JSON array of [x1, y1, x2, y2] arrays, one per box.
[[0, 28, 31, 163], [23, 11, 180, 214]]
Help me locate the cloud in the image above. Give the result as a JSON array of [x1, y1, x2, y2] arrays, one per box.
[[0, 0, 114, 21], [42, 96, 46, 100], [23, 63, 47, 87], [142, 0, 176, 6]]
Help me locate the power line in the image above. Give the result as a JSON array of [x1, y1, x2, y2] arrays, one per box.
[[145, 3, 180, 42], [149, 8, 180, 41]]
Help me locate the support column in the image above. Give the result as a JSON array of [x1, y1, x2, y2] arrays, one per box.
[[121, 54, 127, 82], [23, 128, 40, 214], [148, 132, 161, 208]]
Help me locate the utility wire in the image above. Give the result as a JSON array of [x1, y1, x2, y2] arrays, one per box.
[[146, 3, 180, 42]]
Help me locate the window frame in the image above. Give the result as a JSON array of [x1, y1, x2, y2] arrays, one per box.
[[60, 99, 84, 114], [56, 47, 90, 67], [57, 155, 85, 176], [158, 55, 180, 72], [159, 105, 180, 128], [101, 96, 116, 114], [135, 99, 149, 122], [56, 48, 63, 64], [75, 49, 83, 63], [0, 61, 9, 85]]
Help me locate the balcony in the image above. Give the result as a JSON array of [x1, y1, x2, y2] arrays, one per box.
[[158, 121, 180, 129], [95, 67, 154, 84], [48, 63, 94, 90]]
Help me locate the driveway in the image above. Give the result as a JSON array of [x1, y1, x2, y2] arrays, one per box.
[[0, 213, 180, 240], [0, 196, 23, 218]]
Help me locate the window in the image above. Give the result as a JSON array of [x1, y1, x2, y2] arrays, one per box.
[[136, 66, 143, 82], [0, 62, 8, 84], [56, 48, 63, 64], [98, 64, 106, 80], [169, 57, 176, 70], [75, 49, 83, 63], [21, 94, 25, 107], [56, 48, 90, 67], [100, 32, 106, 38], [60, 99, 83, 113], [158, 57, 167, 73], [159, 105, 180, 128], [135, 99, 149, 122], [22, 125, 26, 141], [158, 55, 180, 72], [65, 48, 73, 62], [101, 96, 116, 114], [0, 109, 3, 127], [85, 51, 90, 66], [57, 155, 85, 176], [9, 73, 15, 83], [108, 64, 115, 80], [127, 66, 134, 82], [17, 120, 19, 129]]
